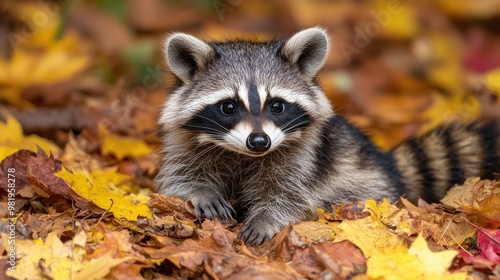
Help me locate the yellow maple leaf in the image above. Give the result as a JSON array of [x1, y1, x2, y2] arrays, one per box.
[[373, 0, 419, 39], [434, 0, 500, 18], [12, 3, 81, 51], [0, 47, 89, 107], [334, 214, 405, 258], [426, 33, 464, 95], [0, 14, 89, 107], [483, 67, 500, 98], [0, 146, 19, 162], [55, 167, 152, 221], [411, 32, 477, 135], [0, 115, 60, 155], [418, 93, 480, 135], [1, 230, 131, 280], [100, 125, 152, 160], [366, 234, 466, 280], [334, 200, 417, 258], [364, 199, 412, 235]]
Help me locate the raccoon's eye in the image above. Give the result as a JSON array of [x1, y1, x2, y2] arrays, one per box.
[[270, 99, 285, 114], [221, 101, 237, 114]]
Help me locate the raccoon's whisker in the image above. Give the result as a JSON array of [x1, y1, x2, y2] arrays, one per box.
[[282, 121, 310, 132], [279, 113, 309, 130], [195, 114, 231, 132], [182, 124, 225, 134]]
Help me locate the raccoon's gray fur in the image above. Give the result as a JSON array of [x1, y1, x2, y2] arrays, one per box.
[[156, 27, 500, 245]]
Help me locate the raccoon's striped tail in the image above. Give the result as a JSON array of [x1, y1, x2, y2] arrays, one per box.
[[390, 120, 500, 202]]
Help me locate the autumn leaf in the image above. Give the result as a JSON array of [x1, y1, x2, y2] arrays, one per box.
[[334, 213, 405, 258], [148, 193, 196, 217], [59, 134, 103, 171], [365, 199, 412, 235], [434, 0, 500, 18], [1, 230, 131, 280], [55, 167, 152, 221], [484, 67, 500, 98], [466, 180, 500, 222], [293, 221, 335, 242], [373, 0, 419, 39], [0, 146, 18, 162], [0, 148, 69, 197], [144, 220, 303, 279], [310, 241, 366, 278], [462, 219, 500, 265], [0, 2, 89, 108], [476, 227, 500, 264], [100, 125, 152, 160], [442, 178, 500, 223], [425, 33, 464, 96], [331, 201, 370, 220], [87, 223, 148, 267], [441, 177, 480, 208], [0, 46, 89, 107], [0, 115, 60, 155], [401, 198, 476, 246], [366, 234, 467, 280]]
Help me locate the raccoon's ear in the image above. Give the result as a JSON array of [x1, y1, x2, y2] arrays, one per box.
[[164, 33, 214, 83], [281, 27, 330, 79]]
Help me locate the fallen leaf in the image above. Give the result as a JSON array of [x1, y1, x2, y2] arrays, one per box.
[[441, 177, 481, 208], [148, 193, 196, 217], [476, 227, 500, 264], [293, 221, 335, 242], [55, 167, 152, 221], [100, 125, 152, 160], [1, 230, 131, 280], [435, 0, 500, 18], [334, 214, 404, 258], [484, 67, 500, 98], [463, 220, 500, 265], [330, 201, 369, 220], [60, 134, 103, 171], [0, 40, 89, 107], [468, 180, 500, 223], [0, 115, 60, 155], [365, 199, 412, 235], [311, 241, 366, 278], [0, 148, 69, 198], [366, 234, 467, 280], [373, 0, 419, 39], [0, 146, 18, 162]]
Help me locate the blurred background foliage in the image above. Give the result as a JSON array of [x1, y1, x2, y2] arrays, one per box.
[[0, 0, 499, 150]]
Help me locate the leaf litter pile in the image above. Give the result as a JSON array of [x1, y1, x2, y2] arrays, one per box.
[[1, 0, 500, 279]]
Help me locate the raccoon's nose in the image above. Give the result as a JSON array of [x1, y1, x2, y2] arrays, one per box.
[[246, 133, 271, 152]]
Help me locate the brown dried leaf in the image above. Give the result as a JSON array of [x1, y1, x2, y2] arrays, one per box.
[[312, 241, 366, 279], [441, 177, 481, 209], [293, 221, 334, 242], [149, 193, 196, 217]]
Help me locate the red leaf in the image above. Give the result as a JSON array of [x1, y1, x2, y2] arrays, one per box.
[[477, 228, 500, 264]]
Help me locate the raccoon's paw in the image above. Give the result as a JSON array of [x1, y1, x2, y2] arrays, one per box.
[[192, 195, 235, 222], [238, 220, 279, 246]]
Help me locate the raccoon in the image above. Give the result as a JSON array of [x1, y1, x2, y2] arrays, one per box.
[[156, 27, 500, 245]]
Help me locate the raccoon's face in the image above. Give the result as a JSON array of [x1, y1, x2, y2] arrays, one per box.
[[161, 27, 333, 157]]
